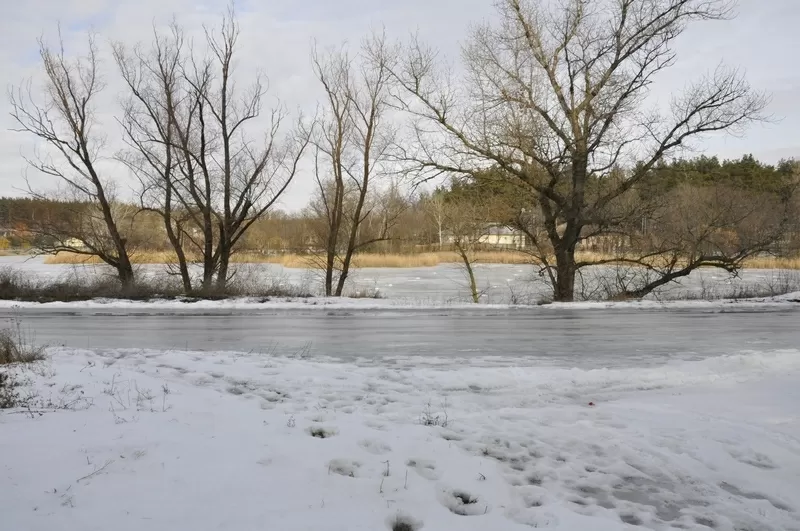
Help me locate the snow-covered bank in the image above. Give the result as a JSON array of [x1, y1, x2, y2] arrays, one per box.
[[2, 348, 799, 530], [0, 291, 798, 312]]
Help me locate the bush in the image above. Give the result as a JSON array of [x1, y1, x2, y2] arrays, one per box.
[[0, 266, 313, 302], [0, 318, 46, 409], [0, 327, 45, 365]]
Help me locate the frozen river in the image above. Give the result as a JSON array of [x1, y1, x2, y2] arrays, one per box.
[[2, 254, 799, 303], [1, 255, 799, 369], [3, 305, 798, 369]]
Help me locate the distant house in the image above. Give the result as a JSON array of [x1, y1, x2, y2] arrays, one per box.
[[64, 238, 89, 250], [446, 223, 527, 250], [478, 224, 526, 249]]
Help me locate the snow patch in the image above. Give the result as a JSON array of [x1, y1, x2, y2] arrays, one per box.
[[1, 347, 799, 530]]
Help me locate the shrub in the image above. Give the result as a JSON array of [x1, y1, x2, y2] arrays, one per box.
[[0, 266, 313, 302], [0, 327, 45, 365], [0, 318, 46, 409]]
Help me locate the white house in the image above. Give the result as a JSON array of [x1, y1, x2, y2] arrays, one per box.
[[478, 224, 526, 249], [446, 223, 527, 249]]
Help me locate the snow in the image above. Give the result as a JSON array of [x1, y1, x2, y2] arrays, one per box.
[[2, 347, 799, 530], [0, 292, 797, 312]]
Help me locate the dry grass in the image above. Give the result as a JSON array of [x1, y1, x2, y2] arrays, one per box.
[[262, 251, 532, 268], [0, 330, 46, 365], [742, 256, 800, 270], [44, 251, 279, 266], [45, 250, 536, 268], [43, 250, 800, 270]]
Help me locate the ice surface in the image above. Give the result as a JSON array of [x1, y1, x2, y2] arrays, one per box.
[[2, 347, 799, 530], [2, 255, 798, 305], [2, 303, 799, 370]]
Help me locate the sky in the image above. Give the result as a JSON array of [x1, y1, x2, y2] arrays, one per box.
[[0, 0, 797, 212]]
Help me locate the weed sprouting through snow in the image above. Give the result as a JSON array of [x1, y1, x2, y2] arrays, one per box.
[[420, 398, 449, 427]]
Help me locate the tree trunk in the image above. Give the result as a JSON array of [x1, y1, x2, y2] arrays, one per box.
[[334, 251, 351, 297], [201, 268, 214, 292], [169, 237, 192, 294], [176, 259, 192, 293], [335, 171, 370, 297], [162, 214, 192, 293], [456, 245, 479, 303], [200, 211, 215, 293], [324, 211, 340, 297], [216, 240, 230, 291], [324, 247, 335, 297], [96, 190, 134, 288], [117, 257, 135, 289], [550, 153, 586, 303], [624, 264, 701, 299], [553, 246, 577, 302]]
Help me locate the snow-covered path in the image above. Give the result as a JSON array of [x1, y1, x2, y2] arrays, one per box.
[[2, 348, 799, 530]]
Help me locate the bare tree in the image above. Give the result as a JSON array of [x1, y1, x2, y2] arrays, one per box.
[[608, 178, 798, 298], [389, 0, 768, 301], [442, 196, 493, 303], [309, 33, 395, 296], [9, 33, 135, 286], [115, 10, 309, 292], [114, 23, 193, 291], [424, 191, 447, 250]]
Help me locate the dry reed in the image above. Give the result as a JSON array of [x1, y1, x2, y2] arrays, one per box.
[[43, 250, 800, 270]]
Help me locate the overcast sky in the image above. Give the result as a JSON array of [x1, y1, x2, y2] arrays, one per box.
[[0, 0, 797, 212]]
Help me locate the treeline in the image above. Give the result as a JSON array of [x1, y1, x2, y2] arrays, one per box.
[[4, 153, 797, 255], [5, 1, 800, 300], [0, 192, 436, 254]]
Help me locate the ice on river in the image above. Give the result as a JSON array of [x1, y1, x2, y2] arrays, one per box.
[[1, 255, 799, 305]]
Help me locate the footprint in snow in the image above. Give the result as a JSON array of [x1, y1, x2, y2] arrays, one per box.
[[308, 425, 338, 439], [359, 438, 392, 455], [719, 482, 793, 512], [364, 419, 389, 431], [506, 507, 558, 528], [437, 488, 489, 516], [386, 512, 423, 531], [728, 448, 778, 470], [406, 459, 441, 480], [328, 459, 361, 478]]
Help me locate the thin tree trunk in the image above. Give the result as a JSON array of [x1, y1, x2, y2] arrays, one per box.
[[162, 180, 192, 292], [335, 206, 364, 297], [200, 210, 215, 292], [216, 237, 230, 291], [95, 188, 134, 288], [324, 246, 336, 297], [165, 225, 191, 293], [324, 203, 341, 297], [457, 244, 479, 303]]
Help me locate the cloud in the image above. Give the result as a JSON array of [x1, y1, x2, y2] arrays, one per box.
[[0, 0, 797, 211]]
